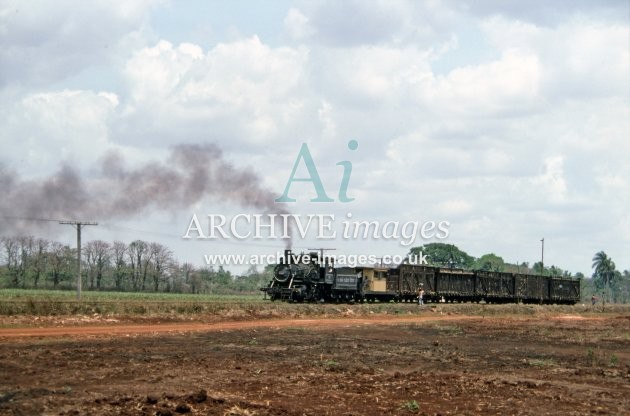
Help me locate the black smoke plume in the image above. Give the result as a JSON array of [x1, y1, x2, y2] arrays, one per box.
[[0, 144, 291, 244]]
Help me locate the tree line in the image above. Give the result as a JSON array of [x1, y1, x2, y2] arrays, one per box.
[[2, 237, 628, 303], [0, 235, 272, 294]]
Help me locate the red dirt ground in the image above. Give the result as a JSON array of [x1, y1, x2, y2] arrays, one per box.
[[1, 314, 629, 415], [0, 315, 475, 338]]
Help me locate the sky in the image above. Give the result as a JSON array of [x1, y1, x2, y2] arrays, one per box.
[[0, 0, 628, 275]]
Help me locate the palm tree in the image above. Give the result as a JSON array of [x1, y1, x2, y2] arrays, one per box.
[[592, 251, 616, 307]]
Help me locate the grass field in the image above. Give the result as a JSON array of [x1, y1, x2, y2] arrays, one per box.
[[0, 288, 262, 302], [2, 288, 630, 318], [0, 289, 270, 316]]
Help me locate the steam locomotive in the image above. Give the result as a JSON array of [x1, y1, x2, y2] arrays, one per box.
[[261, 250, 580, 304]]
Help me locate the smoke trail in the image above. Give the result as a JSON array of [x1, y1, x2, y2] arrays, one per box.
[[0, 144, 292, 245]]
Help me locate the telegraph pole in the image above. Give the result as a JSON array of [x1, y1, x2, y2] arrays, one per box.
[[540, 238, 544, 275], [60, 221, 98, 300]]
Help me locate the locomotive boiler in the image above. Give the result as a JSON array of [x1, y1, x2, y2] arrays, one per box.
[[262, 250, 364, 302]]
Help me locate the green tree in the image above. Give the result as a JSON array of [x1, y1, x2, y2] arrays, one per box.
[[618, 270, 630, 304], [30, 238, 50, 288], [234, 265, 275, 292], [1, 236, 20, 287], [84, 240, 111, 290], [112, 241, 128, 291], [47, 242, 75, 287], [473, 253, 505, 272], [408, 243, 474, 269], [592, 251, 617, 306], [149, 242, 173, 292], [532, 261, 549, 275], [197, 266, 234, 294]]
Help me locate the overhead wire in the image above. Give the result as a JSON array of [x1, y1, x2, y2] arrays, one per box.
[[0, 216, 316, 251]]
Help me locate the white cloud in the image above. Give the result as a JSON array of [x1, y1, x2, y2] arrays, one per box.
[[284, 0, 463, 48], [0, 0, 159, 88], [118, 37, 311, 149], [448, 0, 628, 26], [481, 16, 630, 100], [312, 45, 433, 107], [284, 8, 314, 40], [535, 156, 567, 201], [428, 49, 542, 116], [1, 89, 117, 176]]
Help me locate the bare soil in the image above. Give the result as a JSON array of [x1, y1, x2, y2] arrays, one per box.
[[0, 312, 629, 415]]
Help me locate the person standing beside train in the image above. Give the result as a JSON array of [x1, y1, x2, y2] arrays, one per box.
[[418, 287, 425, 306]]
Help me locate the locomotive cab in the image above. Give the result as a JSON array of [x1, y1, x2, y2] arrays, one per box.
[[325, 265, 335, 284]]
